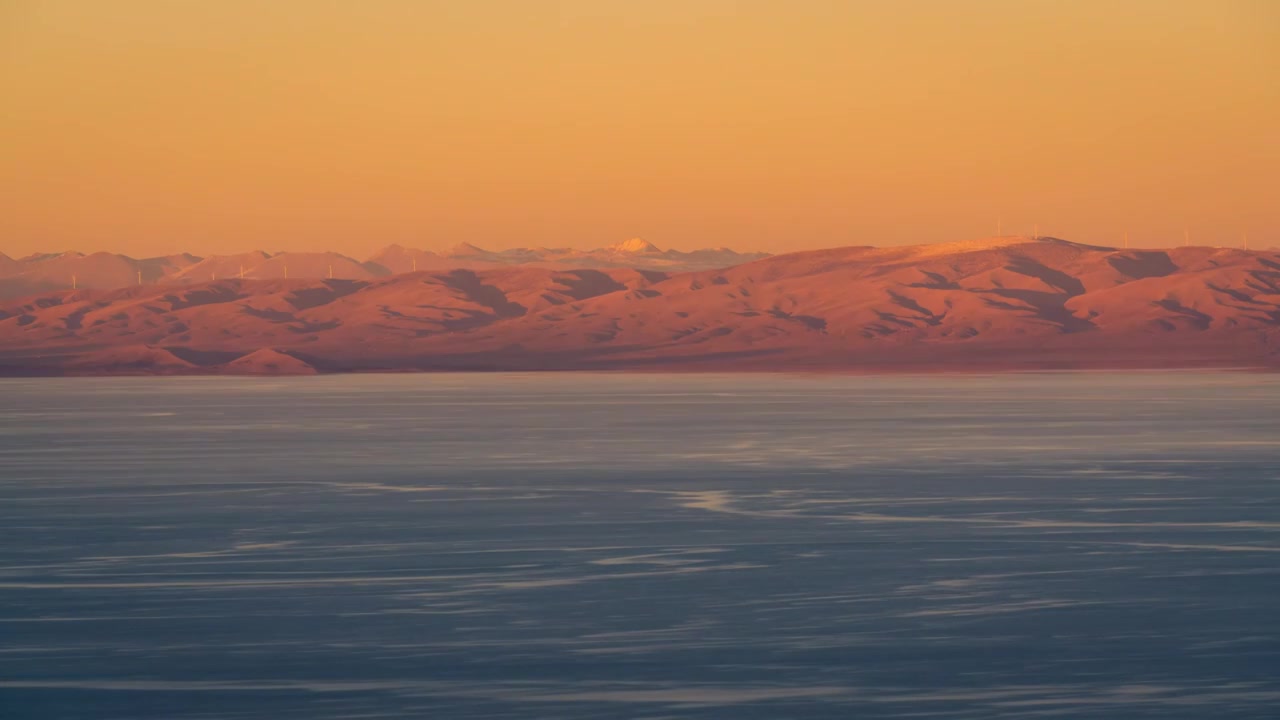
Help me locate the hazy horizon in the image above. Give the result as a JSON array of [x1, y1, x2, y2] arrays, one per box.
[[3, 0, 1277, 258], [3, 231, 1273, 261]]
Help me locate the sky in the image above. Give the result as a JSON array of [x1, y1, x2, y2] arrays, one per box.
[[1, 0, 1276, 258]]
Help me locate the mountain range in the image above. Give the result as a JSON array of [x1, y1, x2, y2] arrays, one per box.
[[2, 236, 1278, 375], [0, 240, 769, 299]]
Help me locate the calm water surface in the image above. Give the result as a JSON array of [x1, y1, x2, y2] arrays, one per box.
[[1, 372, 1279, 718]]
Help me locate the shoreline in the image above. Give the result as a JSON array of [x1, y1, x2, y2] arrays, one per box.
[[1, 362, 1275, 379]]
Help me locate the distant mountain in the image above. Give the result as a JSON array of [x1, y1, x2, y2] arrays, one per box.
[[608, 238, 663, 254], [3, 237, 1279, 375], [139, 253, 203, 279], [164, 251, 272, 283], [441, 242, 491, 259], [168, 252, 378, 282], [0, 240, 768, 299], [365, 244, 446, 274], [363, 239, 769, 273], [0, 251, 177, 298]]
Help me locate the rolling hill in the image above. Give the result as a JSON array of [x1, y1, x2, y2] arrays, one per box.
[[2, 237, 1278, 375], [0, 240, 766, 299]]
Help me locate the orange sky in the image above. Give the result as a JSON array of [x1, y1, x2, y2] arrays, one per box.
[[1, 0, 1276, 257]]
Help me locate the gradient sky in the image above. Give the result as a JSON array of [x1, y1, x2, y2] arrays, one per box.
[[2, 0, 1276, 257]]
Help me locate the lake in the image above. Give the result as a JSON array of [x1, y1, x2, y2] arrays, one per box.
[[2, 372, 1279, 718]]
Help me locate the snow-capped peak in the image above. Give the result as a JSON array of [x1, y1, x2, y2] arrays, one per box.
[[609, 238, 662, 254]]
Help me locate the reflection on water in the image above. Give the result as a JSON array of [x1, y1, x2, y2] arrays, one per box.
[[1, 372, 1278, 719]]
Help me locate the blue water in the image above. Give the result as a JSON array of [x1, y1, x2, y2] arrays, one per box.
[[1, 372, 1279, 719]]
